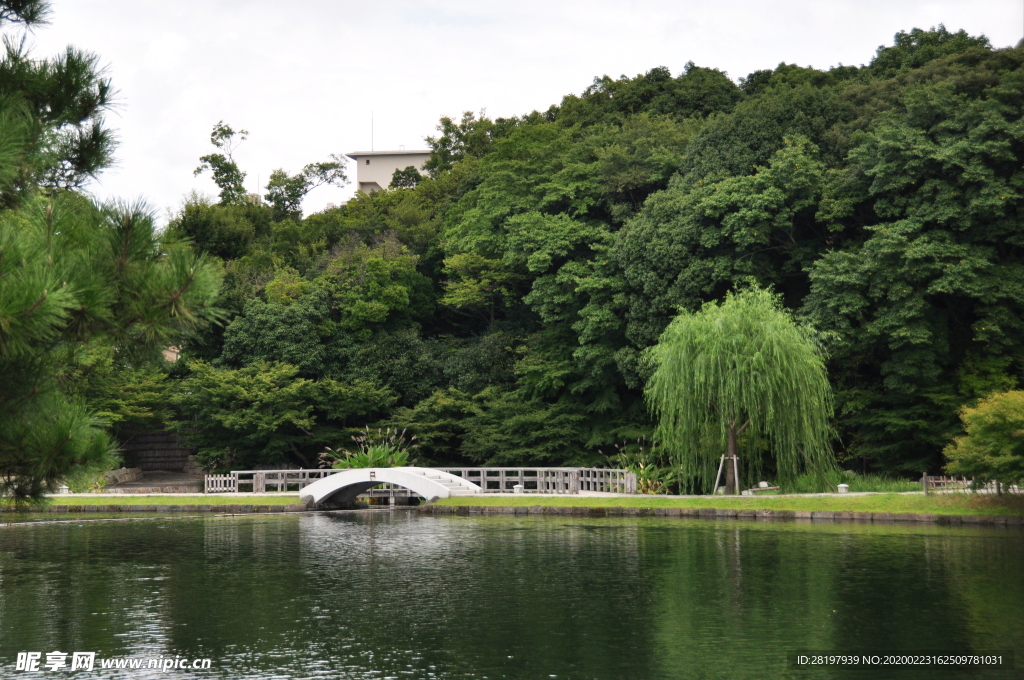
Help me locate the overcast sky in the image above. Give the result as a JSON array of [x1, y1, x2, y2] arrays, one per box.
[[26, 0, 1024, 222]]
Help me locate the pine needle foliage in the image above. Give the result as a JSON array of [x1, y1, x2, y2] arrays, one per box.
[[0, 1, 222, 502], [645, 287, 835, 493]]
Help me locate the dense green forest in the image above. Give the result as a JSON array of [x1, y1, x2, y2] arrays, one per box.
[[4, 1, 1023, 496], [157, 25, 1023, 479]]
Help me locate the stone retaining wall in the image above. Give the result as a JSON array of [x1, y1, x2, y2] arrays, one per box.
[[103, 467, 142, 485], [103, 484, 202, 494], [7, 503, 1021, 526], [415, 504, 1024, 526], [117, 428, 195, 472]]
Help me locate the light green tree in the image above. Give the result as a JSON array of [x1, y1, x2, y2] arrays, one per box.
[[314, 236, 432, 334], [645, 287, 835, 493], [944, 391, 1024, 488], [440, 253, 516, 324]]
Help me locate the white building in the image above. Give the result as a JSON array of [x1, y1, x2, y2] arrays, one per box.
[[345, 150, 431, 194]]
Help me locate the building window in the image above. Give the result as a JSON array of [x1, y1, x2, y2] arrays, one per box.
[[366, 159, 370, 165]]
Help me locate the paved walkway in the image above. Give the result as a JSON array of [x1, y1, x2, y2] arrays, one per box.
[[100, 471, 204, 494]]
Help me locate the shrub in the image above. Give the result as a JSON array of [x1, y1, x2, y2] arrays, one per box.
[[603, 437, 674, 494], [777, 471, 919, 494], [944, 391, 1024, 486], [326, 427, 418, 469]]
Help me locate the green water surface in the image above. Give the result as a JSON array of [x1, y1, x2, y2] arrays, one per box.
[[0, 512, 1021, 679]]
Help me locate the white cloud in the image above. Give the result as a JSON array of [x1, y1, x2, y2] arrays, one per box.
[[22, 0, 1024, 222]]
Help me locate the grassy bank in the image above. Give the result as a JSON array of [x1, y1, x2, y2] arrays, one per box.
[[35, 495, 301, 506], [437, 493, 1024, 517]]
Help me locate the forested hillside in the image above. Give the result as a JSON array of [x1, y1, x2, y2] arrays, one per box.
[[148, 26, 1024, 479]]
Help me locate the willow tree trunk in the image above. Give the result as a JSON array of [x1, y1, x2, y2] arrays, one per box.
[[725, 426, 738, 494]]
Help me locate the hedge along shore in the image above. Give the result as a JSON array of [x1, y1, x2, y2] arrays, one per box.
[[416, 503, 1024, 526]]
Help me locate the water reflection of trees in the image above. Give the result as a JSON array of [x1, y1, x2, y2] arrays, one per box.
[[298, 513, 660, 678], [0, 517, 304, 667], [938, 531, 1024, 656], [2, 516, 1021, 680], [650, 522, 1024, 679]]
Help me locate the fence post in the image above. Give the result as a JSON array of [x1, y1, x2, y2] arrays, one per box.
[[922, 473, 929, 495]]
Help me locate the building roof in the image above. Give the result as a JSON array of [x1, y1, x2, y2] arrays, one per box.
[[345, 150, 431, 160]]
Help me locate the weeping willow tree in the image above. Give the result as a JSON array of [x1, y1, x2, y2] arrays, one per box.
[[646, 287, 835, 494]]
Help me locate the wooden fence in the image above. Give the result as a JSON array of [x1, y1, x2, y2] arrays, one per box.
[[205, 469, 339, 493], [436, 467, 637, 494], [205, 467, 637, 495], [921, 474, 1021, 495]]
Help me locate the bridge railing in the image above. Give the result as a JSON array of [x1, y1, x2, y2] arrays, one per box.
[[204, 467, 637, 495]]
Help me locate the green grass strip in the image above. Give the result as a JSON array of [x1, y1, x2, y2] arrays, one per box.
[[436, 493, 1024, 517], [37, 495, 300, 506]]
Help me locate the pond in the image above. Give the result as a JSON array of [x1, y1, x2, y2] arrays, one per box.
[[1, 512, 1021, 679]]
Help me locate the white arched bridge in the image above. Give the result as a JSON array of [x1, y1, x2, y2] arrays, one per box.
[[204, 467, 638, 499], [299, 467, 483, 506]]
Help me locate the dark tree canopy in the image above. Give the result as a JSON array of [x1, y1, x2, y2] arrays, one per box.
[[264, 156, 347, 219], [166, 31, 1022, 479], [15, 22, 1020, 489], [391, 165, 423, 189], [554, 63, 742, 127]]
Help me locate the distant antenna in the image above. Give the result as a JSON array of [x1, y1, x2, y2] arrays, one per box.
[[371, 111, 374, 152]]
